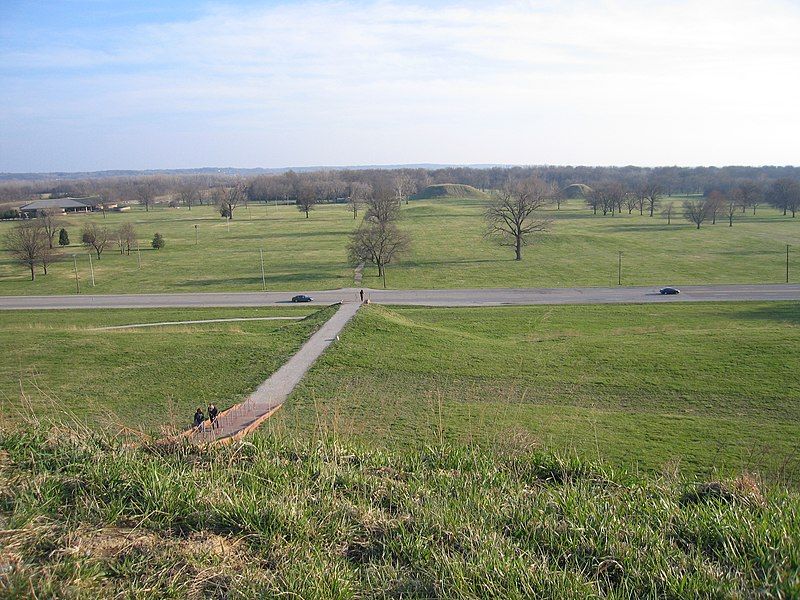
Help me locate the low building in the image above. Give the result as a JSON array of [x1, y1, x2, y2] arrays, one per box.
[[19, 198, 94, 217]]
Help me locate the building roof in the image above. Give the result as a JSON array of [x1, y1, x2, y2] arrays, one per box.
[[20, 198, 93, 211]]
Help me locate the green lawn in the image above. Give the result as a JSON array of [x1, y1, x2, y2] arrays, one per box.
[[0, 305, 324, 432], [1, 198, 798, 294], [276, 301, 800, 483]]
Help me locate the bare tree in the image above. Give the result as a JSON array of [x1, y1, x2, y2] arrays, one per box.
[[348, 181, 371, 220], [37, 208, 63, 248], [624, 191, 638, 215], [394, 173, 416, 205], [215, 183, 246, 220], [178, 181, 201, 211], [114, 223, 137, 255], [295, 182, 318, 218], [660, 202, 675, 224], [365, 187, 400, 228], [682, 199, 709, 229], [733, 181, 763, 215], [706, 191, 725, 225], [485, 177, 551, 260], [725, 194, 738, 227], [5, 221, 48, 280], [767, 179, 800, 217], [135, 181, 157, 212], [81, 223, 111, 259], [643, 181, 662, 217], [347, 222, 409, 287]]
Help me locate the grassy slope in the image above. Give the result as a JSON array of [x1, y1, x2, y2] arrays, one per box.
[[1, 199, 798, 294], [277, 302, 800, 483], [1, 429, 798, 598], [0, 306, 325, 432]]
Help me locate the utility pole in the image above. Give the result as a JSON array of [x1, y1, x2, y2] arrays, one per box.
[[260, 248, 266, 291], [88, 253, 95, 287], [72, 255, 80, 294], [617, 251, 622, 286], [194, 224, 198, 246], [788, 245, 791, 284], [382, 266, 386, 289], [137, 240, 141, 269]]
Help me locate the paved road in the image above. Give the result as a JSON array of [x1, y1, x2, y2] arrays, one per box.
[[1, 284, 798, 310], [193, 301, 361, 444]]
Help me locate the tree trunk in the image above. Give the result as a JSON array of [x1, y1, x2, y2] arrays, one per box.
[[96, 249, 101, 259], [29, 264, 35, 281], [729, 215, 733, 226], [42, 263, 48, 274], [145, 203, 149, 212], [696, 222, 701, 229], [514, 237, 522, 261], [305, 210, 309, 218], [649, 205, 654, 217]]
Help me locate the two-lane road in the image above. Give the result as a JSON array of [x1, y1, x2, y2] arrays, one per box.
[[0, 284, 798, 310]]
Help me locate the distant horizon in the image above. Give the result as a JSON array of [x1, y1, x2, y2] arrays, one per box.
[[2, 1, 799, 172], [3, 162, 800, 180]]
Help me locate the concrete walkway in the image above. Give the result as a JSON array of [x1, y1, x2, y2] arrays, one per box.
[[192, 302, 361, 444]]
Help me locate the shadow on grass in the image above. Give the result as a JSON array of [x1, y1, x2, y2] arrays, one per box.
[[737, 303, 800, 325], [174, 272, 346, 288]]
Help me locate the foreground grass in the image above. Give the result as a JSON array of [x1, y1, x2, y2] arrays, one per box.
[[1, 426, 798, 598], [278, 302, 800, 484], [0, 305, 324, 432], [1, 198, 798, 294]]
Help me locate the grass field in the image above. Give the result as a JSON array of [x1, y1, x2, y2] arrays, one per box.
[[1, 198, 798, 295], [2, 428, 798, 598], [0, 305, 323, 432], [276, 301, 800, 483]]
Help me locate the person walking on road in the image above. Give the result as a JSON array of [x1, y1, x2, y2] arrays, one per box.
[[193, 407, 205, 433], [208, 403, 219, 430], [359, 289, 364, 303]]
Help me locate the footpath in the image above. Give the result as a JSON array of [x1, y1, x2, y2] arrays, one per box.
[[191, 302, 361, 444]]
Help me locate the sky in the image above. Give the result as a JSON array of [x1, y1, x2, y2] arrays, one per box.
[[1, 0, 799, 172]]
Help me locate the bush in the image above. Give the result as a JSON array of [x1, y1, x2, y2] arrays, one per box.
[[58, 228, 69, 246], [1, 209, 20, 220], [151, 232, 165, 250]]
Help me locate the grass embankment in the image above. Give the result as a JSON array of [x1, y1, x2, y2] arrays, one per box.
[[1, 427, 798, 598], [0, 305, 327, 432], [410, 183, 488, 200], [278, 302, 800, 483], [1, 198, 798, 294]]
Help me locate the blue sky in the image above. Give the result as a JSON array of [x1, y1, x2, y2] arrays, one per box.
[[1, 0, 799, 172]]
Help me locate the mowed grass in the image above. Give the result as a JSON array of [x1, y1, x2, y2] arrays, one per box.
[[276, 301, 800, 483], [1, 198, 798, 294], [2, 428, 799, 598], [0, 305, 325, 432]]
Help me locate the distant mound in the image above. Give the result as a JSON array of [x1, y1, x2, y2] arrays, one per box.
[[411, 183, 488, 200], [562, 183, 593, 198]]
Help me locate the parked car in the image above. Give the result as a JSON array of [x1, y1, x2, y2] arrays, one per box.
[[291, 294, 314, 302], [659, 287, 680, 295]]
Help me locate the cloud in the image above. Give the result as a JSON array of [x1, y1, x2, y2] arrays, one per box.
[[1, 0, 799, 170]]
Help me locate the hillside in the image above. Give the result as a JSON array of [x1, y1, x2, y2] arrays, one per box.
[[1, 425, 797, 598], [411, 183, 488, 200]]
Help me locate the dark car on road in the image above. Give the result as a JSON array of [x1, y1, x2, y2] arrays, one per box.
[[659, 287, 680, 295], [291, 294, 314, 302]]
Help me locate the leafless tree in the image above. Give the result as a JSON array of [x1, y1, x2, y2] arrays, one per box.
[[733, 181, 763, 215], [485, 177, 551, 260], [295, 182, 318, 218], [37, 208, 63, 248], [81, 223, 111, 259], [642, 181, 662, 217], [135, 180, 157, 212], [660, 202, 675, 224], [725, 194, 738, 227], [767, 179, 800, 217], [365, 187, 401, 228], [624, 191, 638, 215], [682, 199, 710, 229], [178, 181, 201, 211], [706, 191, 725, 225], [394, 173, 416, 205], [347, 222, 409, 287], [348, 181, 371, 220], [5, 221, 48, 280], [586, 182, 625, 216], [115, 223, 137, 255], [215, 182, 246, 220]]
